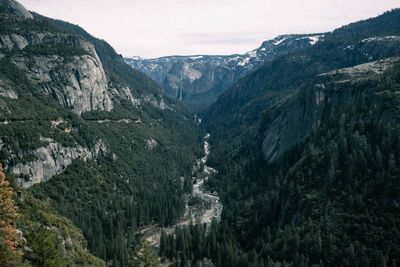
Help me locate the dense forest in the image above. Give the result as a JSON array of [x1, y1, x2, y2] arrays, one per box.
[[156, 9, 400, 267], [1, 1, 400, 267], [0, 2, 202, 266], [204, 9, 400, 170], [159, 55, 400, 267]]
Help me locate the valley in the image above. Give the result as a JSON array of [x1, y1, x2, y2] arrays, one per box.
[[125, 34, 323, 110], [138, 133, 222, 246], [1, 1, 400, 266]]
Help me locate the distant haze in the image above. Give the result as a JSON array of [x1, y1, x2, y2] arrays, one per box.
[[18, 0, 399, 58]]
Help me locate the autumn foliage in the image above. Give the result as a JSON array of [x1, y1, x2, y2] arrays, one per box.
[[0, 163, 19, 265]]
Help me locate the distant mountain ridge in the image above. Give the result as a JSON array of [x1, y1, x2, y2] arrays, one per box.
[[204, 9, 400, 169], [125, 33, 324, 110], [3, 0, 400, 266], [189, 8, 400, 266]]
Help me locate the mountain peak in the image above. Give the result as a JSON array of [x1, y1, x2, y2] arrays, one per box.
[[128, 56, 143, 60], [0, 0, 33, 19]]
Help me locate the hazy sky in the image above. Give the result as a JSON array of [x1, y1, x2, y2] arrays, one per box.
[[18, 0, 399, 58]]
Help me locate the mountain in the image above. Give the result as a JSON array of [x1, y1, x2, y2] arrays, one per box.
[[261, 57, 400, 164], [125, 34, 324, 110], [0, 0, 202, 265], [161, 56, 400, 266], [150, 9, 400, 266], [204, 9, 400, 168], [2, 0, 400, 266], [212, 58, 400, 266], [189, 8, 400, 266]]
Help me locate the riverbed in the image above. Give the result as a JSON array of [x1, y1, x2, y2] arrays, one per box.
[[137, 133, 222, 246]]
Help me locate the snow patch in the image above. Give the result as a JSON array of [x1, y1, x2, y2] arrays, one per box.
[[225, 56, 241, 64], [128, 56, 143, 60], [308, 35, 324, 45], [274, 37, 287, 46], [295, 35, 324, 45], [362, 36, 400, 43], [237, 57, 250, 66], [189, 56, 203, 60], [246, 49, 257, 58]]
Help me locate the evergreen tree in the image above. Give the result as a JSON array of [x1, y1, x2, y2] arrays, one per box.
[[24, 225, 62, 267], [375, 147, 384, 171], [0, 163, 20, 265], [160, 230, 167, 257], [129, 240, 160, 267]]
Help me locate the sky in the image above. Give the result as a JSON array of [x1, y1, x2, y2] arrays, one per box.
[[18, 0, 400, 58]]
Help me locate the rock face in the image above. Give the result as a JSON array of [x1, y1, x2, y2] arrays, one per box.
[[1, 32, 114, 114], [29, 52, 113, 114], [0, 77, 18, 99], [145, 138, 158, 150], [142, 93, 169, 110], [11, 138, 108, 188], [0, 0, 33, 19], [110, 85, 141, 107], [0, 0, 179, 190], [261, 57, 400, 163], [125, 34, 324, 110], [0, 2, 122, 188]]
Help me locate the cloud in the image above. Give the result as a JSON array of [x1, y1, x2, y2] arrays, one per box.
[[18, 0, 400, 58]]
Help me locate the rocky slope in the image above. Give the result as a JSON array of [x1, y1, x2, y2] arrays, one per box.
[[194, 9, 400, 266], [261, 56, 400, 163], [0, 1, 203, 265], [0, 0, 31, 19], [203, 9, 400, 168], [0, 23, 113, 115], [125, 34, 323, 110], [0, 1, 186, 188], [201, 55, 400, 266], [11, 137, 108, 187]]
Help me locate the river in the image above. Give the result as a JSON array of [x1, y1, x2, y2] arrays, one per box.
[[137, 133, 222, 245]]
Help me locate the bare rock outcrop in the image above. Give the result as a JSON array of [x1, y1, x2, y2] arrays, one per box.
[[0, 77, 18, 99], [0, 0, 33, 19], [12, 138, 108, 188], [261, 57, 400, 163], [6, 35, 114, 114]]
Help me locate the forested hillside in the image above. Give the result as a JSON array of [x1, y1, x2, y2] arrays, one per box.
[[155, 9, 400, 266], [1, 1, 400, 266], [204, 9, 400, 169], [0, 0, 202, 266], [159, 58, 400, 267], [196, 9, 400, 267]]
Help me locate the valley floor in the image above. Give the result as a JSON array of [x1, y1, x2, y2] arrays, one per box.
[[136, 134, 222, 246]]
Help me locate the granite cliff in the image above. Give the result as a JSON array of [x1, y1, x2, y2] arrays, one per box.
[[0, 0, 199, 191], [126, 34, 324, 110], [0, 1, 202, 265], [261, 57, 400, 163]]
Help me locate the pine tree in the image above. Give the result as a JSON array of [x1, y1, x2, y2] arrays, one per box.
[[160, 230, 167, 257], [376, 251, 386, 267], [24, 225, 62, 267], [0, 163, 20, 265], [375, 147, 384, 171], [129, 240, 161, 267]]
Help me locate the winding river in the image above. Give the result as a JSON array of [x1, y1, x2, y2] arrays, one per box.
[[137, 134, 222, 245]]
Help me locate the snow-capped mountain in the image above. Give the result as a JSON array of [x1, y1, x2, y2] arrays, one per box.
[[125, 34, 324, 110]]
